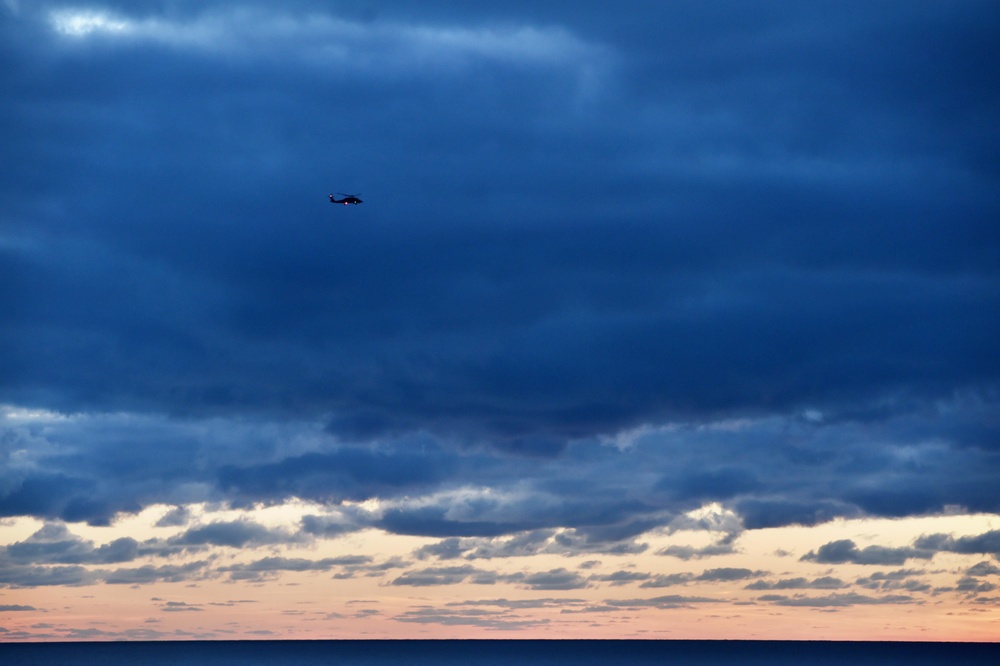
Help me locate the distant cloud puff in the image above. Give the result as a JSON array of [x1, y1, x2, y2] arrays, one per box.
[[757, 593, 917, 607], [800, 539, 934, 566]]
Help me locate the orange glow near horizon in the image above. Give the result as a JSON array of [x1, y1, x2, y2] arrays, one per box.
[[2, 507, 998, 642]]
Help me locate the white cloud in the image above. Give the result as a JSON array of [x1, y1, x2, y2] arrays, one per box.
[[50, 9, 130, 36], [45, 6, 613, 81], [1, 404, 69, 423], [667, 503, 744, 536]]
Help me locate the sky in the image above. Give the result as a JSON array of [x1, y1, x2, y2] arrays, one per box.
[[1, 0, 999, 642]]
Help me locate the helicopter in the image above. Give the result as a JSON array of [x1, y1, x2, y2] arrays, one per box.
[[330, 193, 363, 205]]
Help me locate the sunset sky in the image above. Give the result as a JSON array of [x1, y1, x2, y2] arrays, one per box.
[[2, 0, 999, 642]]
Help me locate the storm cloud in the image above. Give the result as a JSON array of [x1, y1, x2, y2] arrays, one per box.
[[1, 0, 998, 553]]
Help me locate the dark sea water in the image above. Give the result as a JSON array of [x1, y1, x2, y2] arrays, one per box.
[[1, 639, 996, 665]]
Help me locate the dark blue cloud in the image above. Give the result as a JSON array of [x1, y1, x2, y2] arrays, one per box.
[[218, 446, 450, 504], [914, 530, 1000, 558], [103, 562, 208, 586], [855, 570, 931, 593], [2, 524, 136, 565], [757, 592, 918, 607], [0, 473, 98, 522], [746, 576, 847, 591], [0, 0, 998, 537], [801, 539, 934, 566], [390, 565, 493, 587], [696, 567, 761, 582], [604, 594, 720, 609], [520, 568, 589, 591], [3, 1, 996, 426], [967, 562, 1000, 577], [171, 520, 294, 549]]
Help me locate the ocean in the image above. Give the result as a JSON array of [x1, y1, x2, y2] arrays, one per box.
[[1, 640, 997, 665]]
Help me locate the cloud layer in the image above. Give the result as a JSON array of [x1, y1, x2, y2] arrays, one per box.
[[1, 1, 998, 613]]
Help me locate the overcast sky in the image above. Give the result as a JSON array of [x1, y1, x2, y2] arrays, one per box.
[[1, 0, 999, 641]]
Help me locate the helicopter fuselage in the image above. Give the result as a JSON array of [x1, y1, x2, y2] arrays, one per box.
[[330, 194, 362, 205]]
